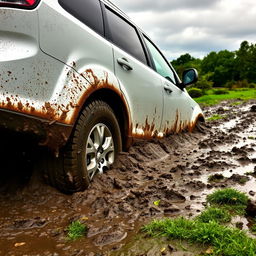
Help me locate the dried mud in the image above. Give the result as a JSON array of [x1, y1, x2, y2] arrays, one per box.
[[0, 100, 256, 256]]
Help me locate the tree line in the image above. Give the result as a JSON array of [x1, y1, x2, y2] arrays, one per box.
[[171, 41, 256, 94]]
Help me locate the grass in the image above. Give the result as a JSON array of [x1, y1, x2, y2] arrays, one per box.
[[142, 218, 256, 256], [142, 188, 254, 255], [207, 114, 226, 121], [196, 207, 232, 224], [67, 221, 88, 240], [206, 188, 249, 215], [194, 88, 256, 106]]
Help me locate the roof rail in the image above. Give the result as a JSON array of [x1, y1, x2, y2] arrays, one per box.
[[103, 0, 130, 19]]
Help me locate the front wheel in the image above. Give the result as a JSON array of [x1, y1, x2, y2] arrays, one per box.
[[45, 100, 122, 193]]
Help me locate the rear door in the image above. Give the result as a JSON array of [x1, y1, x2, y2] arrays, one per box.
[[104, 6, 163, 137]]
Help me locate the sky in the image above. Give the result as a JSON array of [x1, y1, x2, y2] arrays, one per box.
[[112, 0, 256, 60]]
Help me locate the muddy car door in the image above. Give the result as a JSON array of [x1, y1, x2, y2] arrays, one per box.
[[143, 36, 195, 134], [104, 6, 163, 137]]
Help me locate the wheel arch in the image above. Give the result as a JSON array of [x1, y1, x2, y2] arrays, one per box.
[[73, 88, 132, 151]]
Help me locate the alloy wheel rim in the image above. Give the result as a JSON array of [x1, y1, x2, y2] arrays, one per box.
[[85, 123, 115, 180]]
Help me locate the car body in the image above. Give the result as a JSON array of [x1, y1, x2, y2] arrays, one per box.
[[0, 0, 204, 192]]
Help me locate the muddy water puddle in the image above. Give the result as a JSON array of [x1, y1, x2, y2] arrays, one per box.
[[0, 100, 256, 256]]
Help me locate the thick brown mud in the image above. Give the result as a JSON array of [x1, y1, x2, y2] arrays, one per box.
[[0, 100, 256, 256]]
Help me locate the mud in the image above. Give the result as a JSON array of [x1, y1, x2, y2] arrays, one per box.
[[0, 100, 256, 256]]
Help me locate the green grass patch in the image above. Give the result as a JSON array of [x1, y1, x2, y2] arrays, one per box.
[[207, 114, 225, 121], [197, 207, 232, 224], [194, 88, 256, 106], [67, 221, 88, 240], [206, 188, 249, 215], [142, 218, 256, 256]]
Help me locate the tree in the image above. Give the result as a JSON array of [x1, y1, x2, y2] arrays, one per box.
[[235, 41, 256, 83], [201, 50, 235, 87]]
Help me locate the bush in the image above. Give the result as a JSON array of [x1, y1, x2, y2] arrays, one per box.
[[249, 83, 256, 88], [225, 80, 235, 89], [225, 80, 250, 89], [187, 88, 203, 98], [213, 89, 229, 95]]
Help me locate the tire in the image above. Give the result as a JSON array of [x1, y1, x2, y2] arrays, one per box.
[[45, 100, 122, 193]]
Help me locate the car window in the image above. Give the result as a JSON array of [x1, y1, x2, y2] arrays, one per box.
[[144, 36, 176, 84], [105, 7, 147, 65], [58, 0, 104, 36]]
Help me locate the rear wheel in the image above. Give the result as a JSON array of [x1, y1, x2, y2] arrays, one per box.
[[45, 100, 122, 193]]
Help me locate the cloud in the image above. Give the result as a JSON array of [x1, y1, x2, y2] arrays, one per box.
[[112, 0, 256, 59], [112, 0, 221, 12]]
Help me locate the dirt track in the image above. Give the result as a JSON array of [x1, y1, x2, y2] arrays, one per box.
[[0, 100, 256, 256]]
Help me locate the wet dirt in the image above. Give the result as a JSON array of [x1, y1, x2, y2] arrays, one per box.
[[0, 100, 256, 256]]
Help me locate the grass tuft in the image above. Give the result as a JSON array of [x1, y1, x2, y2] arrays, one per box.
[[142, 218, 256, 256], [207, 114, 225, 121], [67, 221, 88, 240], [207, 188, 248, 206], [206, 188, 249, 215], [197, 207, 231, 224]]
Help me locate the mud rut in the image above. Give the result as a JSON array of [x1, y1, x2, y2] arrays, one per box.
[[0, 100, 255, 256]]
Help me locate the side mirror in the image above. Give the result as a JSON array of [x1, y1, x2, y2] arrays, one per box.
[[182, 68, 198, 88]]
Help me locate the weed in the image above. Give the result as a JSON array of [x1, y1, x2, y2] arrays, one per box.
[[248, 136, 255, 140], [67, 221, 88, 240], [142, 217, 256, 256], [207, 114, 225, 121], [197, 207, 231, 224]]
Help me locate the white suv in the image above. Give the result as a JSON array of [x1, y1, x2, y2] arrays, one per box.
[[0, 0, 204, 193]]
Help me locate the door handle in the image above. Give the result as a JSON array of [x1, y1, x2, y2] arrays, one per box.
[[164, 85, 173, 94], [117, 58, 133, 71]]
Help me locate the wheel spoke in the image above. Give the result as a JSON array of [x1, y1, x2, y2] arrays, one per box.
[[96, 125, 105, 146], [89, 165, 98, 180], [92, 128, 100, 149], [87, 137, 97, 153], [102, 136, 114, 154]]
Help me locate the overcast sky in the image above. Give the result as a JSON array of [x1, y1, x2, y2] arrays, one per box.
[[112, 0, 256, 60]]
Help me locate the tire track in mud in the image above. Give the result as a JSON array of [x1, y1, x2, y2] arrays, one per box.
[[0, 100, 255, 256]]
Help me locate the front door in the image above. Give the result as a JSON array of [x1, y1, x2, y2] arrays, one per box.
[[143, 36, 193, 135]]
